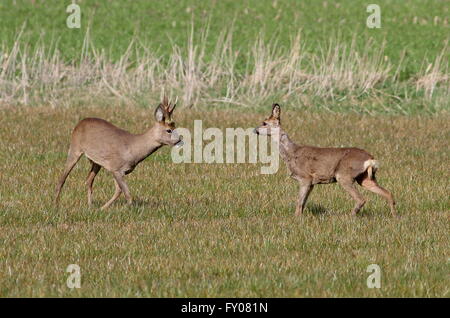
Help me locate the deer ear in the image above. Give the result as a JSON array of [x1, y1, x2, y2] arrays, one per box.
[[154, 105, 165, 122], [272, 103, 281, 119]]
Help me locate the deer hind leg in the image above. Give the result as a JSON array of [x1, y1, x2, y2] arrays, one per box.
[[337, 177, 366, 215], [101, 179, 121, 210], [359, 176, 397, 217], [295, 180, 313, 216], [55, 147, 83, 204], [86, 161, 101, 206]]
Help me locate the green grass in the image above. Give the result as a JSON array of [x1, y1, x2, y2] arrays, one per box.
[[1, 1, 448, 113], [1, 0, 449, 72], [0, 106, 448, 297]]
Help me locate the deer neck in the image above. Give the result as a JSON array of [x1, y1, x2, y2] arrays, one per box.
[[132, 126, 163, 163], [278, 128, 297, 162]]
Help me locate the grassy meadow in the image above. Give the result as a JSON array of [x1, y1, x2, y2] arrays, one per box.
[[0, 106, 449, 297], [0, 0, 449, 297]]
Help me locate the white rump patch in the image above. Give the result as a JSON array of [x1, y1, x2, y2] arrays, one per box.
[[363, 159, 379, 170]]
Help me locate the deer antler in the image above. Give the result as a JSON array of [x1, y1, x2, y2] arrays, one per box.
[[169, 96, 178, 114], [160, 95, 178, 117], [158, 95, 178, 121]]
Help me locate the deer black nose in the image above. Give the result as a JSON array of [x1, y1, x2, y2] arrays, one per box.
[[253, 128, 259, 135]]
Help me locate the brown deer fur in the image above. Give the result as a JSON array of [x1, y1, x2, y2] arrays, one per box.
[[254, 104, 396, 216], [55, 97, 182, 209]]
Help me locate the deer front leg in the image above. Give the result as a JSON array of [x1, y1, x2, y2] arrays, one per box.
[[101, 179, 121, 210], [295, 179, 313, 216], [112, 171, 132, 205]]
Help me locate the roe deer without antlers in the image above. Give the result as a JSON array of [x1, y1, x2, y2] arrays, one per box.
[[254, 104, 396, 217], [55, 97, 183, 210]]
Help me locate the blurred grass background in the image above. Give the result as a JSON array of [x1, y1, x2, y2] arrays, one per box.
[[1, 0, 448, 74]]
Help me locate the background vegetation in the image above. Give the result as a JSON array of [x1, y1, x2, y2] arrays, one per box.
[[0, 0, 449, 113]]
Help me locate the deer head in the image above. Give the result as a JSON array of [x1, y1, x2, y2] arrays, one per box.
[[153, 96, 183, 146], [254, 103, 281, 136]]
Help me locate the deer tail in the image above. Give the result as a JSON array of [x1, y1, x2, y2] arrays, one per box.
[[363, 159, 379, 179]]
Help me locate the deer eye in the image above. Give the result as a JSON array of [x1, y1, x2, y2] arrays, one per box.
[[262, 122, 267, 126], [166, 129, 173, 133]]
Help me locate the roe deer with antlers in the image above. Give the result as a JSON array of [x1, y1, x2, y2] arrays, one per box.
[[55, 97, 183, 209], [254, 104, 396, 217]]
